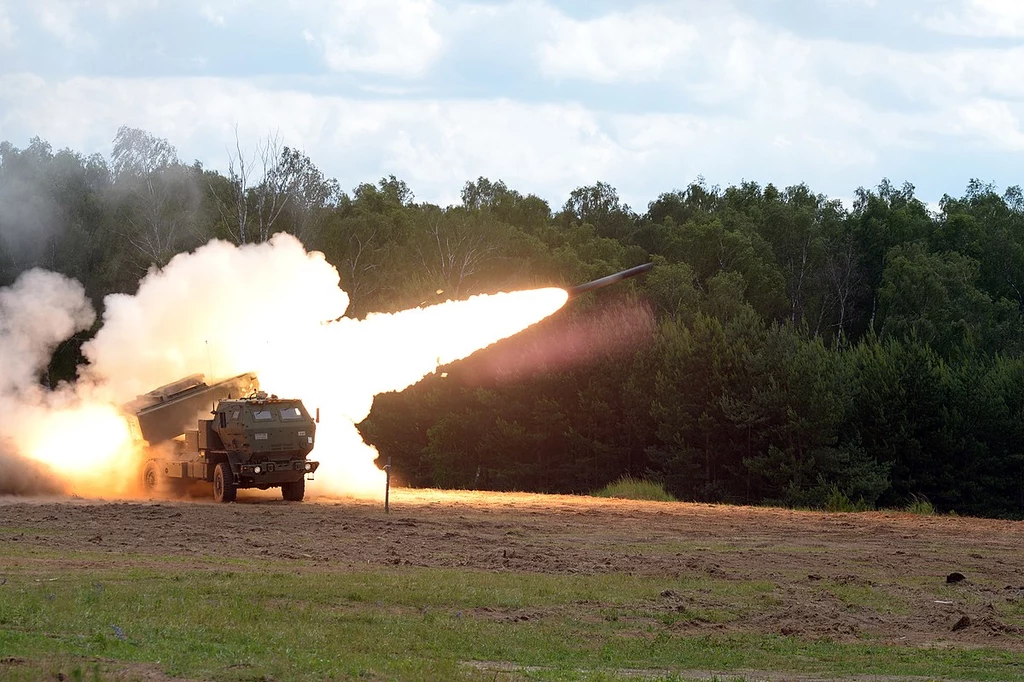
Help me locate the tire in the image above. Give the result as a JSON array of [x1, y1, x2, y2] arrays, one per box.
[[281, 477, 305, 502], [143, 461, 159, 495], [213, 462, 236, 503], [144, 460, 189, 498]]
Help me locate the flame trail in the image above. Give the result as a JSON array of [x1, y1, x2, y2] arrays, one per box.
[[0, 234, 568, 499]]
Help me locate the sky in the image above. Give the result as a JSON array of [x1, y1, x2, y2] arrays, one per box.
[[0, 0, 1021, 211]]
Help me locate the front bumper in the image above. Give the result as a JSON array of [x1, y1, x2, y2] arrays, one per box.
[[238, 460, 319, 482]]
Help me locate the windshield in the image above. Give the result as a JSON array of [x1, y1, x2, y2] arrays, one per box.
[[252, 409, 273, 421], [280, 406, 304, 420]]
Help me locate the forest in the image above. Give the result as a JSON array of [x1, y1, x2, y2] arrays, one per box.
[[2, 128, 1023, 519]]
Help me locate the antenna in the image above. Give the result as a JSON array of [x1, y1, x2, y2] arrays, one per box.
[[205, 340, 214, 380], [207, 341, 215, 414]]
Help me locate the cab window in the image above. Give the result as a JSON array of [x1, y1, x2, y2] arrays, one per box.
[[280, 407, 304, 420], [252, 409, 273, 420]]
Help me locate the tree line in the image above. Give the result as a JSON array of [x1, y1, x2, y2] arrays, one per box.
[[3, 130, 1023, 518]]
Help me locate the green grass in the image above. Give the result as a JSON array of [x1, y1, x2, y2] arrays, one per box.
[[822, 486, 874, 513], [997, 591, 1024, 629], [903, 493, 936, 515], [1, 560, 1022, 681], [593, 477, 677, 502], [812, 579, 910, 615]]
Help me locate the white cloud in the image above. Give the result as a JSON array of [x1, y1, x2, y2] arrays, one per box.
[[29, 0, 157, 48], [924, 0, 1024, 37], [97, 0, 159, 21], [0, 3, 14, 50], [200, 4, 225, 26], [946, 99, 1024, 150], [2, 71, 1020, 211], [532, 4, 1024, 149], [535, 5, 818, 105], [1, 2, 1022, 208], [537, 7, 698, 83], [309, 0, 444, 78], [0, 75, 621, 202], [26, 0, 166, 48], [35, 2, 92, 48], [934, 47, 1024, 99]]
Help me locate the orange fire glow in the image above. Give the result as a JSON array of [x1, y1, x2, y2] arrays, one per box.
[[20, 403, 139, 497]]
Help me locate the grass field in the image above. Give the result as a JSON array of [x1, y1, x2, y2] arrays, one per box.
[[3, 562, 1019, 681], [2, 490, 1023, 681]]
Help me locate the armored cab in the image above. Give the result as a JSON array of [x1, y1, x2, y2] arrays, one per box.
[[200, 393, 320, 502], [127, 374, 319, 502]]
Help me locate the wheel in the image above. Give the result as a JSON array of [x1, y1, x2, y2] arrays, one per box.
[[281, 477, 305, 502], [143, 460, 189, 498], [143, 461, 159, 495], [213, 462, 236, 503]]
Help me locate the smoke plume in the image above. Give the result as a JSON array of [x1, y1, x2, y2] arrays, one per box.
[[0, 269, 96, 495]]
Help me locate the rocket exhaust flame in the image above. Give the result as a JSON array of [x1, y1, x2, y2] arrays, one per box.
[[0, 235, 570, 499]]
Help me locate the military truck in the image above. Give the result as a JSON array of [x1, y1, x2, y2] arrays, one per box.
[[123, 373, 320, 502]]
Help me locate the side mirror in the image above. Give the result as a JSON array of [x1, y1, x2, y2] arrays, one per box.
[[219, 412, 226, 428], [315, 407, 320, 424]]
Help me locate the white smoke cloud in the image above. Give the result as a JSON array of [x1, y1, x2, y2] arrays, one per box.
[[81, 234, 349, 402], [0, 268, 95, 393], [0, 269, 95, 494]]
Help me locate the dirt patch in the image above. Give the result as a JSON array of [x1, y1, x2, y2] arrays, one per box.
[[465, 661, 964, 681], [2, 488, 1023, 653], [0, 656, 200, 682]]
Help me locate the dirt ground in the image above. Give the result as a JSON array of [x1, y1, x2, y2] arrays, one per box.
[[2, 488, 1024, 656]]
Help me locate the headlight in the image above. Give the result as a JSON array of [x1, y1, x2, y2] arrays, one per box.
[[304, 462, 312, 471], [253, 466, 262, 474]]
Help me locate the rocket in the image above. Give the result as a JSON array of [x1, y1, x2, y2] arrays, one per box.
[[566, 263, 653, 299]]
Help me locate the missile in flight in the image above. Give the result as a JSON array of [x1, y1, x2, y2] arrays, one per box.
[[566, 262, 654, 299]]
